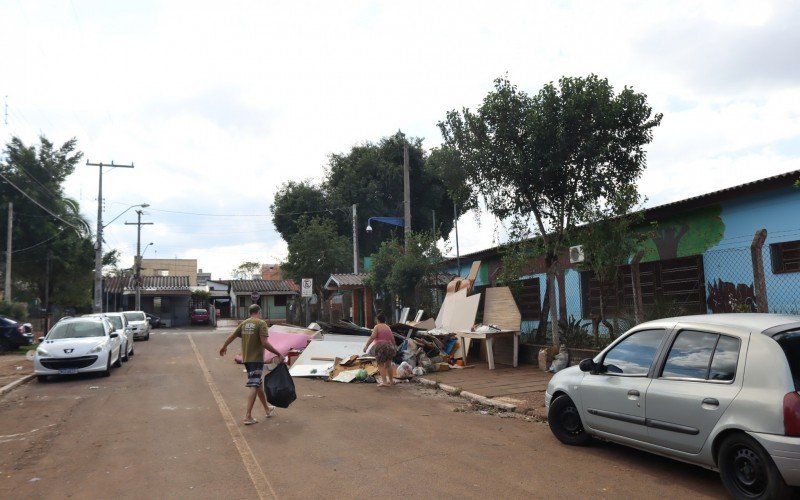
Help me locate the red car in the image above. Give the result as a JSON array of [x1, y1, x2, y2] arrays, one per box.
[[190, 309, 209, 325]]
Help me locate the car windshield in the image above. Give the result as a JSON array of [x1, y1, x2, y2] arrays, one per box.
[[124, 312, 146, 322], [105, 316, 123, 330], [774, 329, 800, 390], [194, 309, 207, 315], [47, 321, 105, 339]]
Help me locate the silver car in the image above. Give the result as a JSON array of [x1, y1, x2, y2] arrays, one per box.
[[123, 311, 150, 341], [84, 313, 134, 361], [546, 313, 800, 499]]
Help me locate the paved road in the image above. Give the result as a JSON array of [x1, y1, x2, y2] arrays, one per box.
[[0, 328, 727, 499]]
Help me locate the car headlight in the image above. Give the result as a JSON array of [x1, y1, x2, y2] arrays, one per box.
[[89, 343, 106, 353], [36, 347, 52, 358]]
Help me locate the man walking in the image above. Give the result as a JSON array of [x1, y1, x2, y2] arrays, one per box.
[[219, 304, 282, 425]]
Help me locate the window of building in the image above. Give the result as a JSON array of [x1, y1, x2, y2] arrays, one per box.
[[156, 269, 169, 276], [771, 240, 800, 274], [274, 295, 288, 307], [602, 329, 666, 376]]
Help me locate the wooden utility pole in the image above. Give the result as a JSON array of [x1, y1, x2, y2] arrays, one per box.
[[4, 202, 12, 302], [126, 209, 153, 311], [86, 161, 134, 312], [751, 229, 769, 313], [352, 204, 359, 273], [403, 142, 411, 251]]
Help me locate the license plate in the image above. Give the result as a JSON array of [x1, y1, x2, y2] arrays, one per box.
[[58, 368, 78, 375]]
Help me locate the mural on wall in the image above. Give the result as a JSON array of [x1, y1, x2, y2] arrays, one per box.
[[706, 279, 757, 313], [640, 205, 725, 262]]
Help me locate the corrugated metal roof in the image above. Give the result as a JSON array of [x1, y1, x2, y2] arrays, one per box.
[[104, 275, 191, 294], [324, 273, 370, 289], [224, 279, 299, 294]]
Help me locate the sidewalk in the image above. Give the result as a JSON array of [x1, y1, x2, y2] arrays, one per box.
[[421, 362, 552, 418], [0, 354, 33, 387]]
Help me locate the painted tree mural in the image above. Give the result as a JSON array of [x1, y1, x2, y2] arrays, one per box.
[[642, 205, 725, 261]]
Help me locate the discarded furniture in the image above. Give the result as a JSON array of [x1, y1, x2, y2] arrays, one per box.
[[457, 287, 522, 370]]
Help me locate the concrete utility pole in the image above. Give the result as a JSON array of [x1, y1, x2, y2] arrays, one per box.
[[86, 161, 134, 312], [352, 204, 359, 274], [4, 202, 12, 302], [403, 142, 411, 251], [126, 209, 152, 311], [454, 202, 461, 276]]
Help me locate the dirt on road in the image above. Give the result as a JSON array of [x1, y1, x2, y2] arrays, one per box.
[[0, 328, 726, 499]]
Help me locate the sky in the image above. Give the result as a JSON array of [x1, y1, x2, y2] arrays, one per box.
[[1, 0, 799, 279]]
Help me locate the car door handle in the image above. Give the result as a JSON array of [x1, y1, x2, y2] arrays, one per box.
[[627, 389, 640, 398], [702, 398, 719, 407]]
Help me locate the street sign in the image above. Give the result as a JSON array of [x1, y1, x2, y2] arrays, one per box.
[[301, 278, 313, 298], [250, 291, 260, 302]]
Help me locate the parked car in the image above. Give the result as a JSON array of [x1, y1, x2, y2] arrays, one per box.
[[0, 316, 34, 351], [546, 313, 800, 499], [123, 311, 150, 341], [145, 312, 161, 329], [190, 308, 209, 325], [84, 313, 134, 361], [34, 316, 122, 381]]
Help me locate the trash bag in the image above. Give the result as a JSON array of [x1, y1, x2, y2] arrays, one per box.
[[396, 361, 414, 379], [264, 363, 296, 408], [549, 345, 570, 374]]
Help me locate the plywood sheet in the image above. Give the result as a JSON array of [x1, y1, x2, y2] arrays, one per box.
[[288, 338, 365, 377], [483, 286, 521, 331]]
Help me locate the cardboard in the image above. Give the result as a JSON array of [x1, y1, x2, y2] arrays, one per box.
[[289, 338, 365, 377]]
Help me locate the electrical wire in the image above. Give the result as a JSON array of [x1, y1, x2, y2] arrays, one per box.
[[0, 171, 84, 232], [11, 234, 59, 253]]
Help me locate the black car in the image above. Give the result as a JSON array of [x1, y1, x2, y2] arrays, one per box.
[[0, 316, 33, 351], [145, 312, 162, 329]]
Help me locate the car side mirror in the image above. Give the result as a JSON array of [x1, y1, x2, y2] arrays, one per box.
[[110, 333, 119, 338], [579, 358, 597, 373]]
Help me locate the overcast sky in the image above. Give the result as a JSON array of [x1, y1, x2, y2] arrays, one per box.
[[1, 0, 799, 279]]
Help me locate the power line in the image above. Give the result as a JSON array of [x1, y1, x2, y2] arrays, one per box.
[[11, 234, 59, 253], [0, 171, 84, 232]]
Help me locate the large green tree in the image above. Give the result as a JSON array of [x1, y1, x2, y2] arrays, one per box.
[[271, 131, 462, 258], [0, 136, 94, 309], [439, 75, 662, 345], [280, 217, 351, 299]]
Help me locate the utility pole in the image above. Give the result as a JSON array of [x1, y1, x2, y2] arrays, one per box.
[[403, 142, 411, 251], [432, 209, 436, 240], [126, 209, 152, 311], [86, 161, 134, 312], [352, 204, 359, 273], [4, 202, 12, 302], [454, 202, 461, 276]]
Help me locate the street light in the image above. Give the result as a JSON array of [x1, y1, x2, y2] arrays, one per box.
[[142, 242, 154, 258], [94, 202, 149, 313]]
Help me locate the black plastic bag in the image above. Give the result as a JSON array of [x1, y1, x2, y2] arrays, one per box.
[[264, 363, 296, 408]]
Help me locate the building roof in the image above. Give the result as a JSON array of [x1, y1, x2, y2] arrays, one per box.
[[219, 279, 299, 295], [441, 168, 800, 265], [325, 273, 370, 290], [105, 275, 191, 295]]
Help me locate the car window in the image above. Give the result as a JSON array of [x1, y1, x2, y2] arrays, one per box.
[[124, 312, 145, 322], [661, 330, 740, 381], [106, 316, 123, 330], [603, 329, 666, 375], [662, 331, 717, 379], [774, 330, 800, 390], [47, 321, 106, 339], [194, 309, 207, 314]]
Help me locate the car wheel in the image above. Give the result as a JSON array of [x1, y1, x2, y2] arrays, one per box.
[[130, 344, 134, 357], [718, 433, 793, 500], [548, 395, 591, 446], [37, 375, 48, 383], [113, 348, 123, 367], [102, 354, 112, 377], [144, 332, 150, 341], [121, 342, 129, 362]]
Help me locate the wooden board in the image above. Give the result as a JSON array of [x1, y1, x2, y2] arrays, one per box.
[[483, 287, 521, 331]]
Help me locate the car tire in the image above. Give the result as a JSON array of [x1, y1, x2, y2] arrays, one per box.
[[130, 345, 134, 357], [144, 332, 150, 341], [113, 349, 123, 368], [121, 342, 129, 362], [37, 375, 47, 383], [102, 354, 112, 377], [718, 433, 793, 500], [548, 395, 591, 446]]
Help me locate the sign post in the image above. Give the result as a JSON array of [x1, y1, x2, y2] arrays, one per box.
[[301, 279, 313, 325]]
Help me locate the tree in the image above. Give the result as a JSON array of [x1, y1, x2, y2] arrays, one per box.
[[280, 217, 351, 300], [0, 135, 94, 309], [270, 131, 461, 257], [231, 261, 261, 280], [439, 75, 662, 345]]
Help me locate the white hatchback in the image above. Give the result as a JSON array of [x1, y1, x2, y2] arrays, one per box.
[[123, 311, 150, 341], [35, 317, 123, 381], [84, 313, 134, 361]]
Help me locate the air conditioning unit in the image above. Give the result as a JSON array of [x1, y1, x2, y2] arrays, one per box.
[[569, 245, 585, 264]]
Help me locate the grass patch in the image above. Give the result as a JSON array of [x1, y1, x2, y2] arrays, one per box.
[[0, 344, 36, 356], [452, 387, 462, 396]]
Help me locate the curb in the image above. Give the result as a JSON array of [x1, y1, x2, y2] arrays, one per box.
[[417, 377, 517, 412], [0, 373, 36, 397]]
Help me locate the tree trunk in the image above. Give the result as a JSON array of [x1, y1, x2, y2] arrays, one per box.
[[536, 273, 551, 342], [549, 259, 560, 347]]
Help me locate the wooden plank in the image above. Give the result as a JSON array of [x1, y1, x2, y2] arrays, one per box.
[[483, 287, 521, 331]]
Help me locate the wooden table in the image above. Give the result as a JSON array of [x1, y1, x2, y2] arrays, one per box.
[[456, 330, 521, 370]]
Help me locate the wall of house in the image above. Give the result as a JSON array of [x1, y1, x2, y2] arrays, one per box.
[[234, 294, 291, 321], [140, 259, 198, 285]]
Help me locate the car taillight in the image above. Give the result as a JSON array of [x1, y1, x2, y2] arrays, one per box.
[[16, 325, 24, 333], [784, 392, 800, 436]]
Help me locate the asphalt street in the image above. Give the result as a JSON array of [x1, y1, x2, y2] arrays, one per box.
[[0, 327, 727, 499]]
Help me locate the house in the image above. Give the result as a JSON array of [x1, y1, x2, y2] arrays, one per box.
[[141, 258, 198, 285], [217, 279, 299, 322], [261, 263, 283, 280], [207, 279, 232, 318], [104, 275, 192, 327], [440, 169, 800, 331], [324, 273, 374, 327], [197, 269, 212, 286]]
